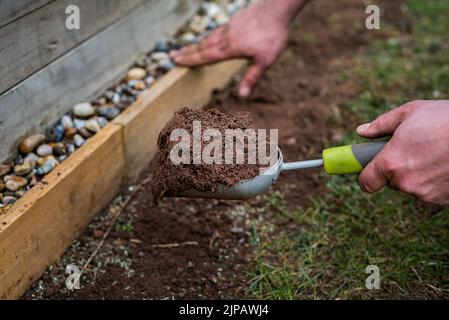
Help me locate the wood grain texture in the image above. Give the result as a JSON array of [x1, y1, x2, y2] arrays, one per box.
[[114, 59, 247, 182], [0, 0, 200, 164], [0, 0, 53, 28], [0, 0, 150, 94], [0, 124, 125, 300]]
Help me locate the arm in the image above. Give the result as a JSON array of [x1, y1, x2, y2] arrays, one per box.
[[170, 0, 311, 97], [357, 100, 449, 205]]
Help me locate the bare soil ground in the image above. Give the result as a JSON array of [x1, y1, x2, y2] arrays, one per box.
[[24, 0, 404, 299]]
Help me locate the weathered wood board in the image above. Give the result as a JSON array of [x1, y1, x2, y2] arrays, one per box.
[[0, 0, 52, 28], [0, 0, 200, 164], [0, 0, 150, 94], [0, 59, 247, 299]]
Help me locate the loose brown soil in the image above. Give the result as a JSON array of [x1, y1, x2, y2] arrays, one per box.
[[23, 0, 403, 299], [152, 107, 261, 201]]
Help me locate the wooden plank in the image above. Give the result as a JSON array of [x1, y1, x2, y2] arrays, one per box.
[[0, 0, 53, 28], [0, 0, 150, 94], [0, 0, 200, 164], [0, 124, 125, 300], [114, 59, 247, 182], [0, 60, 246, 299]]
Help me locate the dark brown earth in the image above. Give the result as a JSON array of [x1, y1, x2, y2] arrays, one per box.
[[152, 107, 263, 201], [23, 0, 403, 299]]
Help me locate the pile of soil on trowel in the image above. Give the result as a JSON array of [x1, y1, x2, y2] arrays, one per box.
[[152, 107, 270, 201]]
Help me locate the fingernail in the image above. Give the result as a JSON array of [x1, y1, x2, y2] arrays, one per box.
[[356, 123, 370, 134], [239, 86, 250, 97]]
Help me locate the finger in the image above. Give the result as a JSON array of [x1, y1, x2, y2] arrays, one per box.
[[358, 155, 391, 193], [173, 43, 233, 66], [170, 27, 228, 65], [356, 106, 408, 138], [239, 63, 267, 97], [174, 29, 224, 57]]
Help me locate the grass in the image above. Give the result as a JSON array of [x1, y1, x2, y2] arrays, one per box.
[[246, 0, 449, 299], [115, 218, 134, 234]]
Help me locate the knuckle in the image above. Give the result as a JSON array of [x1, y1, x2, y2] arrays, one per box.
[[398, 180, 417, 195], [395, 175, 425, 196], [403, 100, 422, 111], [414, 185, 437, 204], [371, 116, 385, 131], [376, 156, 397, 177]]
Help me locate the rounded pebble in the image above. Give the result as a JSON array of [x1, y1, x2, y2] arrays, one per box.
[[145, 76, 155, 86], [202, 3, 221, 17], [52, 124, 65, 142], [14, 161, 32, 176], [2, 195, 16, 205], [85, 118, 101, 133], [154, 41, 169, 52], [73, 134, 85, 147], [67, 144, 76, 154], [78, 128, 92, 139], [112, 93, 121, 104], [24, 153, 38, 168], [36, 157, 58, 176], [151, 52, 170, 62], [128, 80, 146, 90], [73, 102, 95, 118], [135, 53, 148, 68], [214, 13, 229, 25], [5, 176, 27, 192], [61, 115, 74, 129], [97, 117, 108, 128], [64, 127, 77, 139], [180, 32, 197, 45], [159, 60, 175, 72], [126, 67, 146, 81], [19, 134, 46, 154], [73, 119, 86, 130], [36, 144, 53, 157], [97, 106, 120, 120], [53, 143, 67, 156], [189, 16, 210, 34], [0, 164, 11, 177]]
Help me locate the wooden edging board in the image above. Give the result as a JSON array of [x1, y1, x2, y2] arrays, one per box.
[[0, 59, 247, 299]]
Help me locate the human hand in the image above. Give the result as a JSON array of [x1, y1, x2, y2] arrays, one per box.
[[170, 0, 295, 97], [357, 100, 449, 205]]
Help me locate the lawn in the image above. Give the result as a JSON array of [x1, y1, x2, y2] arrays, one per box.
[[247, 0, 449, 299]]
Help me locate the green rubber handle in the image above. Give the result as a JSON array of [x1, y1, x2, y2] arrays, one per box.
[[322, 141, 387, 174]]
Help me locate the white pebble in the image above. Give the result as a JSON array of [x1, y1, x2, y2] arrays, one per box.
[[73, 134, 85, 147], [36, 144, 53, 157], [61, 115, 74, 129], [126, 68, 146, 81], [73, 102, 95, 118], [85, 118, 101, 133], [74, 119, 86, 130]]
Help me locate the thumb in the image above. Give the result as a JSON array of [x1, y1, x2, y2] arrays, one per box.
[[358, 154, 390, 194], [356, 106, 408, 138], [238, 62, 267, 97]]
